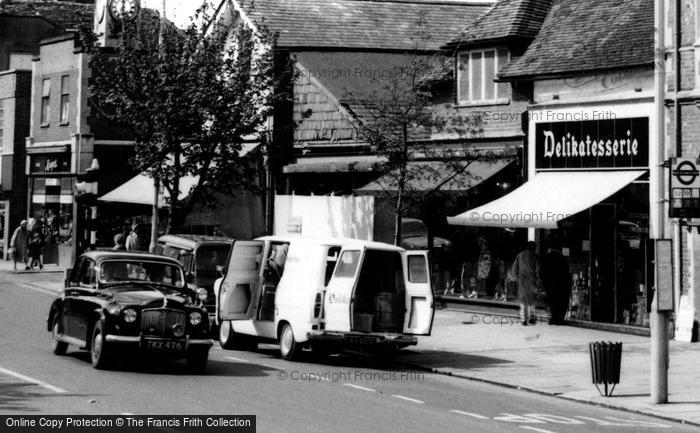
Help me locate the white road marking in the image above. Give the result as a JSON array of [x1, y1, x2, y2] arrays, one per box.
[[391, 394, 425, 404], [343, 383, 376, 392], [16, 282, 60, 296], [223, 356, 283, 371], [121, 413, 134, 415], [0, 365, 67, 394], [450, 410, 489, 420], [519, 427, 558, 433]]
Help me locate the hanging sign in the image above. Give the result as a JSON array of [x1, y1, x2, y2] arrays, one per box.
[[670, 157, 700, 219]]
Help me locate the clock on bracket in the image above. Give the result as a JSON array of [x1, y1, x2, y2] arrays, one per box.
[[108, 0, 140, 22]]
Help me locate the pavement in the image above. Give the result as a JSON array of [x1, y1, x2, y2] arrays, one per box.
[[398, 306, 700, 427], [0, 258, 64, 274]]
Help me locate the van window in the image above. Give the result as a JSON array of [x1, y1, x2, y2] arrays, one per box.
[[407, 255, 428, 284], [334, 250, 361, 278], [325, 246, 341, 286]]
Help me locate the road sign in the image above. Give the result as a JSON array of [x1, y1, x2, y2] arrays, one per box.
[[670, 157, 700, 218]]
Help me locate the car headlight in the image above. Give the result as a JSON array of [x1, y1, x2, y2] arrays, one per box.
[[123, 308, 137, 323], [189, 311, 203, 326], [196, 288, 208, 302]]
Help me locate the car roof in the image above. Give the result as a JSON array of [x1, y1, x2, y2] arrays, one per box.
[[81, 250, 183, 266], [157, 234, 234, 250], [255, 235, 405, 252]]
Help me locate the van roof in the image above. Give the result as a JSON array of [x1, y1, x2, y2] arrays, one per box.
[[157, 234, 233, 251], [255, 235, 405, 252]]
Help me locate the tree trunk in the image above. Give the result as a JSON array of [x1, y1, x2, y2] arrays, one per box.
[[393, 124, 410, 246]]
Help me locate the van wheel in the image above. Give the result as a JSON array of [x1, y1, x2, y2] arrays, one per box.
[[279, 323, 301, 361], [219, 320, 256, 350], [51, 316, 68, 356]]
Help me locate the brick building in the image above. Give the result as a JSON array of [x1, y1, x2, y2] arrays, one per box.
[[0, 1, 91, 258]]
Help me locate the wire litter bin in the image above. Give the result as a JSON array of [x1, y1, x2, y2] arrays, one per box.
[[589, 341, 622, 396]]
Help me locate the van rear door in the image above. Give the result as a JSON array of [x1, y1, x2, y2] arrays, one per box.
[[220, 241, 265, 321], [323, 248, 363, 332], [402, 251, 434, 335]]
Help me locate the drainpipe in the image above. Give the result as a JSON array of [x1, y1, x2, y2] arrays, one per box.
[[673, 0, 682, 315]]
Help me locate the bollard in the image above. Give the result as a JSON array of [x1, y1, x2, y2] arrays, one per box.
[[589, 341, 622, 397]]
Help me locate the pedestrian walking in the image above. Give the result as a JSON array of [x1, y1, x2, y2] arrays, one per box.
[[468, 237, 491, 299], [125, 224, 142, 251], [542, 240, 571, 325], [28, 219, 45, 270], [113, 233, 126, 251], [511, 241, 541, 325], [10, 220, 30, 271]]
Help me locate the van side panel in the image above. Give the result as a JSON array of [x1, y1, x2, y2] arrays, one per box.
[[403, 251, 435, 335]]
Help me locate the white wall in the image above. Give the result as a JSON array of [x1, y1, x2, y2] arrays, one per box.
[[274, 195, 374, 241]]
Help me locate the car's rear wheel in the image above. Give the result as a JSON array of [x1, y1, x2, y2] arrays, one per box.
[[51, 316, 68, 356], [90, 322, 111, 369], [279, 323, 301, 361], [186, 348, 209, 373]]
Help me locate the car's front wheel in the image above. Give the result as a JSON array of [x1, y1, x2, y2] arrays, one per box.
[[279, 323, 301, 361], [90, 322, 111, 369], [186, 348, 209, 373], [51, 316, 68, 356]]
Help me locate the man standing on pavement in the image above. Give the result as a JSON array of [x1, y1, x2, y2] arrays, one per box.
[[10, 220, 30, 271], [541, 240, 571, 325], [511, 241, 541, 325]]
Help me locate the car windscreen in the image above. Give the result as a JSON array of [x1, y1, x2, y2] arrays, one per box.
[[195, 245, 230, 275], [99, 260, 185, 289]]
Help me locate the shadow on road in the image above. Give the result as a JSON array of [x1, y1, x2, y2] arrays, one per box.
[[395, 349, 513, 371], [0, 382, 91, 413]]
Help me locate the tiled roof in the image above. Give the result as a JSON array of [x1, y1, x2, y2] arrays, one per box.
[[0, 0, 94, 30], [444, 0, 551, 48], [236, 0, 489, 50], [499, 0, 653, 79]]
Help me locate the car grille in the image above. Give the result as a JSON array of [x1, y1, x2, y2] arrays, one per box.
[[141, 309, 186, 337]]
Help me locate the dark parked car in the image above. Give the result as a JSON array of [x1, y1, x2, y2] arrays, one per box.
[[155, 235, 234, 327], [47, 251, 213, 371]]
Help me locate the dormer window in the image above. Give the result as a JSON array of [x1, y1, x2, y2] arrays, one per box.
[[457, 48, 509, 105]]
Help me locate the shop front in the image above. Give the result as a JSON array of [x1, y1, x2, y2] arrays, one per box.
[[26, 148, 73, 264], [449, 105, 654, 328]]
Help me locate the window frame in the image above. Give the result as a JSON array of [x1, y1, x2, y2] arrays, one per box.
[[0, 106, 4, 149], [40, 78, 51, 126], [59, 75, 70, 125], [456, 47, 510, 106]]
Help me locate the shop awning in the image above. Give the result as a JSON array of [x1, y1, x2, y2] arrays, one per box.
[[283, 155, 387, 174], [98, 174, 199, 207], [447, 170, 647, 229], [356, 158, 513, 194]]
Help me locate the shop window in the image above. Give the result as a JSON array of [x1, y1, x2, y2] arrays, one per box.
[[457, 48, 509, 105], [40, 78, 50, 126], [60, 76, 70, 124]]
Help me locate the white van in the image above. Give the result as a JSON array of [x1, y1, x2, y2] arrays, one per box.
[[216, 236, 434, 360]]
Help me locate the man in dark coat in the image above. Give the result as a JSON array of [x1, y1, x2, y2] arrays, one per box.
[[511, 241, 540, 325], [542, 240, 571, 325]]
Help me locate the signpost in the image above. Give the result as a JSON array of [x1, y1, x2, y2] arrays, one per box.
[[670, 157, 700, 218]]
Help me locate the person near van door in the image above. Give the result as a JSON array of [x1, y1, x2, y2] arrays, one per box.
[[10, 219, 30, 271], [542, 240, 571, 325], [511, 241, 541, 325], [126, 223, 142, 251], [113, 233, 126, 251], [267, 243, 289, 283]]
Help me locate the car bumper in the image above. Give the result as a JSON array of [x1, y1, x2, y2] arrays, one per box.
[[307, 331, 417, 347], [104, 335, 214, 348]]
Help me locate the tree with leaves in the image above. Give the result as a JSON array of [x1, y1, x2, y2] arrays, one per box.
[[347, 22, 492, 245], [81, 2, 284, 232]]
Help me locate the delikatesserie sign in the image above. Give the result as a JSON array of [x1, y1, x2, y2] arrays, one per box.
[[535, 117, 648, 170]]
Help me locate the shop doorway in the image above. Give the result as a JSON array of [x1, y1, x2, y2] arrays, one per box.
[[590, 204, 617, 323]]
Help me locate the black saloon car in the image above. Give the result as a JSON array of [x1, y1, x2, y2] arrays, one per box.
[[47, 251, 213, 371]]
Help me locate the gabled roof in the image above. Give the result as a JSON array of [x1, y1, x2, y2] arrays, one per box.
[[235, 0, 489, 51], [443, 0, 551, 49], [0, 0, 94, 30], [499, 0, 653, 79]]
